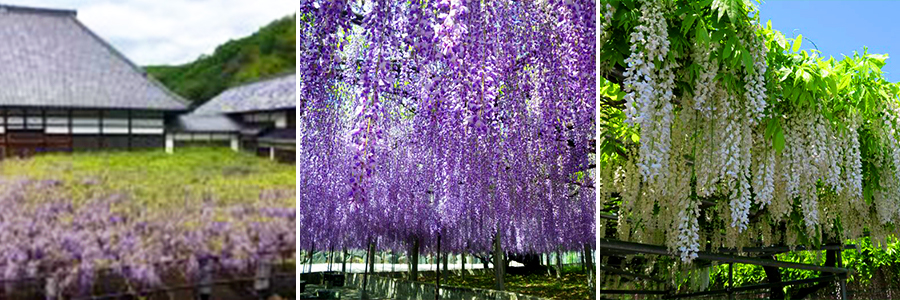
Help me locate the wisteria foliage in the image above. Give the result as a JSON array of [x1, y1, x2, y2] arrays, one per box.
[[300, 0, 595, 255], [600, 0, 900, 263], [0, 179, 294, 295]]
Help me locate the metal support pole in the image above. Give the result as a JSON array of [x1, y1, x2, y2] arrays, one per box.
[[436, 235, 441, 300], [728, 263, 734, 300]]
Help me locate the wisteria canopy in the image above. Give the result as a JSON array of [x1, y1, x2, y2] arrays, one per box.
[[600, 0, 900, 262], [299, 0, 596, 255]]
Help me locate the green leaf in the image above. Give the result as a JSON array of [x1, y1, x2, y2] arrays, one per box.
[[682, 13, 697, 35], [774, 127, 785, 154], [631, 133, 640, 143], [712, 0, 745, 22], [867, 53, 888, 68], [839, 75, 851, 91], [792, 34, 803, 52], [765, 118, 777, 139], [778, 67, 792, 82], [722, 42, 732, 60], [774, 32, 789, 50], [711, 30, 726, 44], [695, 22, 709, 45], [742, 49, 754, 72]]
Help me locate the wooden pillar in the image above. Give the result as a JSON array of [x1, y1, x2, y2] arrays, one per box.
[[99, 110, 104, 150], [838, 249, 847, 300], [67, 109, 72, 151], [3, 108, 7, 158], [40, 109, 46, 151], [127, 110, 132, 150], [230, 134, 239, 152], [165, 134, 174, 154]]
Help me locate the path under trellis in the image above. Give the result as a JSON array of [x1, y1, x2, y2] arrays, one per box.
[[599, 237, 855, 300]]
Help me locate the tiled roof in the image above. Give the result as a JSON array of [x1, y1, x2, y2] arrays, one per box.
[[0, 5, 188, 110], [193, 73, 295, 115], [171, 113, 242, 133]]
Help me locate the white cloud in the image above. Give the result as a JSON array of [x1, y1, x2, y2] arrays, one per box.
[[3, 0, 295, 65]]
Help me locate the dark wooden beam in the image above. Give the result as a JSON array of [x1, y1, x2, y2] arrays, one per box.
[[600, 238, 851, 274]]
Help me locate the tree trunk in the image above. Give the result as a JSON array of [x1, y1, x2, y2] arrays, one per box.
[[460, 253, 466, 277], [362, 240, 371, 300], [493, 231, 505, 291], [580, 252, 585, 273], [545, 253, 552, 276], [307, 243, 315, 274], [436, 235, 442, 300], [583, 244, 594, 287], [442, 252, 449, 273], [342, 248, 348, 273], [328, 245, 335, 272], [555, 248, 563, 278], [368, 241, 377, 275], [409, 237, 420, 281]]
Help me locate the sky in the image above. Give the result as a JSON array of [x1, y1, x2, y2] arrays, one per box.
[[3, 0, 295, 66], [758, 1, 900, 82]]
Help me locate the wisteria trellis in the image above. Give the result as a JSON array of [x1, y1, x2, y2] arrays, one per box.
[[600, 0, 900, 264], [299, 0, 596, 255], [0, 179, 295, 295]]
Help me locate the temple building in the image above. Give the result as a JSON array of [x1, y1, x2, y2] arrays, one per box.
[[169, 73, 296, 163], [0, 5, 188, 157]]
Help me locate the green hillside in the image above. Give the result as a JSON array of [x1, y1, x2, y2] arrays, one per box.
[[145, 15, 295, 107]]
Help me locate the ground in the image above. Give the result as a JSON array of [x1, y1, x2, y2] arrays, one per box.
[[0, 147, 295, 208], [418, 265, 594, 300]]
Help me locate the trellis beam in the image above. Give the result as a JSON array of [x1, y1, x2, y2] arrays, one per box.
[[599, 265, 664, 284], [599, 238, 851, 274], [663, 274, 842, 299]]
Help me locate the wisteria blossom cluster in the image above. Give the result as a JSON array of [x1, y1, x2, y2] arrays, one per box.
[[300, 0, 595, 257], [0, 179, 294, 296], [601, 0, 900, 263], [622, 0, 674, 188], [740, 26, 769, 125]]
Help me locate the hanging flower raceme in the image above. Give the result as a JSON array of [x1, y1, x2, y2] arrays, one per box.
[[301, 0, 595, 256], [622, 0, 674, 188]]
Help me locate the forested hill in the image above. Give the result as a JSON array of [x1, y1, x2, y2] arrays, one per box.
[[145, 15, 295, 107]]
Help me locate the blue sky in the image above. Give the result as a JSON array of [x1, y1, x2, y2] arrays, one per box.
[[758, 1, 900, 82], [2, 0, 295, 66]]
